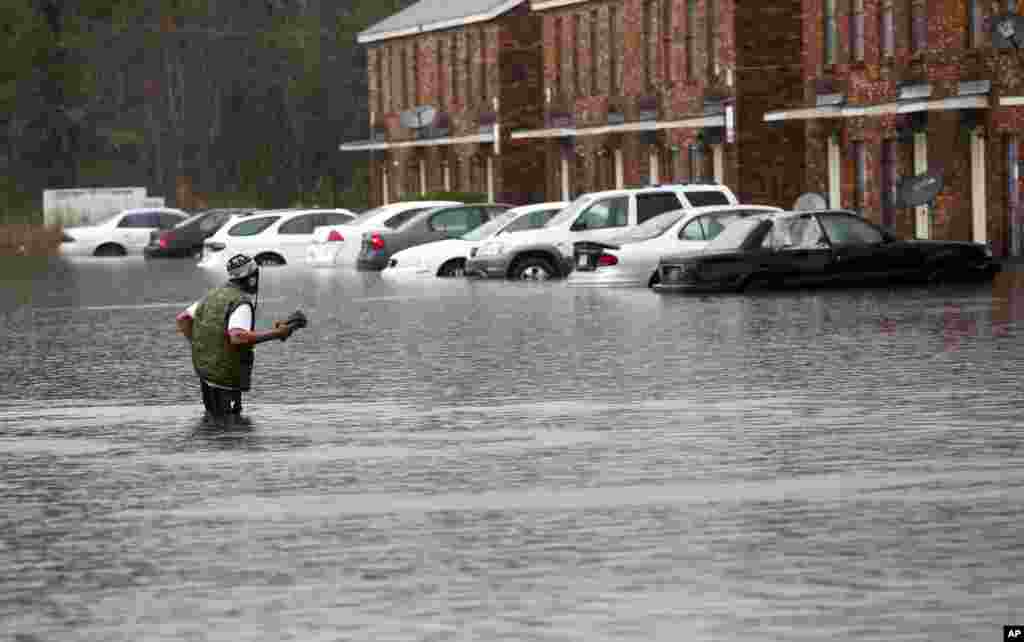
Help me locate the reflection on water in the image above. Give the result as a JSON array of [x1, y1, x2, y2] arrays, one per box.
[[1, 257, 1023, 641]]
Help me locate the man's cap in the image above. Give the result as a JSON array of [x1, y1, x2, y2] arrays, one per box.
[[226, 254, 258, 280]]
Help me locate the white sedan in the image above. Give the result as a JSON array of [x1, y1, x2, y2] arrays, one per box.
[[199, 208, 355, 269], [306, 200, 461, 267], [59, 208, 188, 257], [381, 201, 569, 278], [566, 205, 781, 287]]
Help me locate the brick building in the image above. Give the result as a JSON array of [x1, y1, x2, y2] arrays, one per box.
[[341, 0, 547, 205], [766, 0, 1024, 256], [342, 0, 809, 210]]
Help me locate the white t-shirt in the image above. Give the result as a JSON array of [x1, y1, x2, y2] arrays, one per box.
[[184, 300, 253, 332]]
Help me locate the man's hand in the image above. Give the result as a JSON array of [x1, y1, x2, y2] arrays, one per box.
[[273, 320, 293, 341]]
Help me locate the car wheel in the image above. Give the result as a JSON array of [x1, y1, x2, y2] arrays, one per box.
[[511, 256, 556, 281], [437, 259, 466, 277], [254, 253, 285, 267], [94, 243, 126, 257]]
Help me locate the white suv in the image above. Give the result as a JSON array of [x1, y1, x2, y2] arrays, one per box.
[[464, 183, 738, 280]]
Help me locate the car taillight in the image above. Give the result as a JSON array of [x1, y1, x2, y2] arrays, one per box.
[[597, 253, 618, 267], [370, 233, 385, 251], [158, 231, 173, 249], [327, 230, 344, 242]]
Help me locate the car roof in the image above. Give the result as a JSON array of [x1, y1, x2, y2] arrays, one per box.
[[505, 201, 570, 214], [579, 183, 734, 199], [119, 207, 186, 215]]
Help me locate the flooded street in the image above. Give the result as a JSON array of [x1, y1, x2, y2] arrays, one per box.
[[1, 256, 1023, 641]]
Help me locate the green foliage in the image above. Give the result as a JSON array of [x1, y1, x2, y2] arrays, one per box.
[[407, 191, 488, 203], [334, 0, 413, 45]]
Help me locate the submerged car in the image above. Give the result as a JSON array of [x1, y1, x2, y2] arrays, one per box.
[[568, 204, 781, 288], [464, 182, 739, 281], [653, 209, 1000, 294], [60, 208, 188, 257], [306, 200, 461, 267], [199, 208, 356, 269], [356, 203, 511, 271], [144, 208, 256, 259], [381, 201, 569, 278]]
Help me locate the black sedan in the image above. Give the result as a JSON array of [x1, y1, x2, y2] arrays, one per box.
[[653, 209, 1000, 294], [144, 208, 256, 258]]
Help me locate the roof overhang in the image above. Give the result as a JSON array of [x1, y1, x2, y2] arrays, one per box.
[[339, 132, 495, 151], [530, 0, 590, 11], [358, 0, 524, 43], [764, 94, 989, 122], [1000, 96, 1024, 106], [510, 114, 726, 140]]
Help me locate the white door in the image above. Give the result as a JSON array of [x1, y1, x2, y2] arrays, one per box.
[[827, 135, 841, 209], [114, 212, 157, 251], [914, 132, 929, 239], [276, 213, 322, 264], [971, 130, 987, 244]]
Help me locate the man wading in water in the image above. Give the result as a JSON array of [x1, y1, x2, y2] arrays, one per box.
[[176, 253, 293, 417]]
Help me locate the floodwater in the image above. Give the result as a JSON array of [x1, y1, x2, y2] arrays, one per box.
[[1, 255, 1023, 641]]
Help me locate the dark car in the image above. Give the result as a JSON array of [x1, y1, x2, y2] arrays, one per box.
[[356, 203, 511, 271], [653, 209, 999, 294], [144, 208, 256, 258]]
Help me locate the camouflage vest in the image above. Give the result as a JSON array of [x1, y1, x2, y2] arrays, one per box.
[[190, 285, 255, 391]]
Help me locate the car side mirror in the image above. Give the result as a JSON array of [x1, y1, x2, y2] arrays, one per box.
[[570, 220, 585, 232]]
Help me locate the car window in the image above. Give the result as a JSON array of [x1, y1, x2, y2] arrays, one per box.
[[500, 207, 562, 234], [817, 213, 885, 244], [321, 212, 355, 227], [429, 207, 485, 235], [636, 192, 683, 224], [679, 219, 705, 241], [682, 190, 731, 207], [278, 214, 320, 235], [228, 216, 280, 236], [705, 216, 766, 252], [384, 208, 430, 229], [572, 196, 629, 230], [767, 215, 828, 249], [118, 212, 159, 228], [199, 213, 228, 233], [159, 213, 184, 229]]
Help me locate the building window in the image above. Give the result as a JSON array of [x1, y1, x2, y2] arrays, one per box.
[[590, 10, 599, 95], [450, 36, 459, 105], [609, 7, 619, 95], [852, 141, 866, 216], [824, 0, 837, 66], [706, 0, 718, 76], [411, 42, 419, 106], [686, 0, 696, 79], [465, 30, 475, 102], [881, 0, 895, 58], [397, 47, 407, 110], [662, 0, 672, 84], [911, 0, 926, 52], [967, 0, 981, 48], [689, 144, 705, 181], [554, 17, 563, 97], [642, 0, 653, 92], [374, 49, 383, 116], [851, 0, 864, 62], [437, 38, 445, 106], [573, 13, 582, 95], [479, 27, 488, 102], [881, 139, 897, 229]]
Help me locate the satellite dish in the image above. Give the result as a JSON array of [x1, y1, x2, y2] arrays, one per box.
[[895, 172, 944, 209], [399, 105, 437, 130], [991, 13, 1024, 49], [793, 192, 828, 211]]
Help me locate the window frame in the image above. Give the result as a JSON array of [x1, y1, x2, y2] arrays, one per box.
[[570, 196, 630, 231], [824, 0, 837, 66], [636, 192, 684, 224], [427, 206, 484, 234], [227, 216, 281, 237]]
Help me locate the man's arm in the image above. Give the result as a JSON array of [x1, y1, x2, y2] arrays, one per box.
[[176, 310, 194, 340], [228, 324, 291, 346]]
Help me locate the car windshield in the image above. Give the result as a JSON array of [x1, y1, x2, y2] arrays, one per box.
[[614, 210, 688, 242], [461, 210, 519, 241], [703, 216, 767, 252], [543, 195, 596, 228]]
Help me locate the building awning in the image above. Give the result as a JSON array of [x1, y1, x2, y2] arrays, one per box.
[[765, 94, 990, 122], [1000, 96, 1024, 106], [339, 132, 495, 152], [510, 114, 726, 140], [358, 0, 524, 43]]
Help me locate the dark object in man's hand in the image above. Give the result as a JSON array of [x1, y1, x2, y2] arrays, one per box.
[[280, 310, 308, 340]]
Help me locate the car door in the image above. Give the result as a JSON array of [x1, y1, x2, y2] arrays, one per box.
[[276, 213, 322, 263], [115, 212, 158, 250], [568, 196, 631, 243], [763, 215, 836, 287], [817, 212, 920, 284]]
